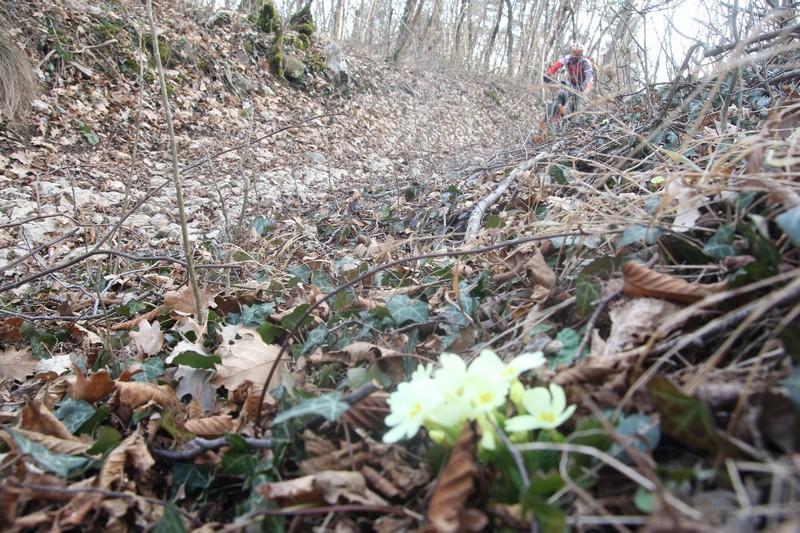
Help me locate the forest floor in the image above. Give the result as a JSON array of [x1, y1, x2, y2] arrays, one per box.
[[1, 1, 800, 532]]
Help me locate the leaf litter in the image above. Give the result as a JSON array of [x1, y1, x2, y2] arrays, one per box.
[[0, 0, 799, 531]]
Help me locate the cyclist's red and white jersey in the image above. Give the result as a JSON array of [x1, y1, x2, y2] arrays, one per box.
[[545, 55, 594, 89]]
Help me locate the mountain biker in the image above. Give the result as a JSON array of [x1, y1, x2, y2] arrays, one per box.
[[543, 43, 594, 108]]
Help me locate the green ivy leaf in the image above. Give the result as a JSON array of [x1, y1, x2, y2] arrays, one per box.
[[55, 398, 96, 434], [385, 295, 428, 325], [252, 215, 276, 236], [273, 391, 349, 425], [634, 487, 656, 512], [647, 376, 735, 456], [235, 303, 276, 326], [154, 502, 186, 533], [257, 321, 283, 344], [575, 278, 601, 317], [133, 358, 166, 382], [617, 225, 662, 248], [87, 426, 122, 455], [485, 214, 504, 228], [776, 205, 800, 247], [221, 434, 258, 477], [549, 328, 583, 368], [703, 226, 736, 258], [170, 352, 221, 370], [301, 324, 327, 355], [281, 304, 313, 331], [8, 429, 92, 478]]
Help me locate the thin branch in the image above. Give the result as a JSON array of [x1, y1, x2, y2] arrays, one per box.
[[151, 436, 273, 460]]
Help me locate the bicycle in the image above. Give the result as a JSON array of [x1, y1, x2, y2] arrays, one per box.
[[545, 80, 579, 131]]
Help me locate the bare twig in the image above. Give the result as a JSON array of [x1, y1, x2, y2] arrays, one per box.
[[151, 436, 273, 460]]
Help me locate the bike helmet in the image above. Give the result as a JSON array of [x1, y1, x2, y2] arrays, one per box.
[[570, 43, 584, 56]]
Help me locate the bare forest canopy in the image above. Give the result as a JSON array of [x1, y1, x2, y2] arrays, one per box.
[[1, 0, 800, 531]]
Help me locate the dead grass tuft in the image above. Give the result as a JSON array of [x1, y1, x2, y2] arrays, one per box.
[[0, 31, 36, 121]]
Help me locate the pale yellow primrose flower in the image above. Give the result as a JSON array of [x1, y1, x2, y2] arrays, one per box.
[[505, 383, 576, 433], [429, 354, 471, 427], [383, 364, 441, 443]]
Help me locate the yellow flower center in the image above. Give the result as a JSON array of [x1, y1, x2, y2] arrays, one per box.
[[478, 391, 494, 404], [501, 366, 514, 378], [410, 402, 422, 418], [539, 412, 556, 424]]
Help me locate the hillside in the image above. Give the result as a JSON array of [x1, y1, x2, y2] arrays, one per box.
[[1, 1, 800, 531]]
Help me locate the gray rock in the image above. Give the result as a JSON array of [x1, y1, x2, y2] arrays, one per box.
[[284, 54, 305, 81], [323, 43, 349, 85]]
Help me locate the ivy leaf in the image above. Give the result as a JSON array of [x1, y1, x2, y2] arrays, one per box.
[[257, 321, 283, 344], [703, 226, 736, 258], [385, 295, 428, 325], [485, 214, 504, 228], [236, 303, 276, 326], [252, 215, 276, 237], [154, 502, 186, 533], [221, 434, 258, 477], [575, 278, 601, 317], [55, 398, 96, 434], [301, 324, 327, 355], [272, 391, 349, 425], [776, 205, 800, 247], [8, 429, 92, 478], [549, 327, 583, 368], [132, 358, 166, 382], [617, 225, 661, 248], [648, 376, 735, 456], [87, 426, 122, 455], [281, 304, 313, 330], [170, 352, 221, 370]]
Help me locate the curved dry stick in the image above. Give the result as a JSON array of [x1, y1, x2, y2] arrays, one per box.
[[151, 436, 273, 460], [464, 160, 534, 242]]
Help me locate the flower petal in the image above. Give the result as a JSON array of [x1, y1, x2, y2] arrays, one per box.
[[383, 423, 414, 443], [468, 349, 505, 376], [505, 415, 540, 433], [556, 404, 577, 426], [521, 387, 551, 415], [507, 352, 545, 375], [549, 383, 567, 414]]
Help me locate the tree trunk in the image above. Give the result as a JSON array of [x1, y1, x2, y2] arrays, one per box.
[[392, 0, 418, 61], [452, 0, 469, 63], [504, 0, 514, 76], [333, 0, 346, 40], [483, 0, 505, 72]]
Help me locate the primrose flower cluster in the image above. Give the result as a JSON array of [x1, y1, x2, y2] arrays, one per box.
[[383, 350, 575, 449]]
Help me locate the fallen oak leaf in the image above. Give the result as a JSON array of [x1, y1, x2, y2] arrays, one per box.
[[622, 262, 725, 304], [183, 415, 235, 437], [129, 319, 164, 355], [340, 391, 389, 431], [164, 285, 218, 317], [71, 366, 115, 403], [20, 400, 80, 442], [13, 428, 90, 455], [258, 470, 388, 507], [0, 347, 38, 381], [212, 326, 284, 392], [115, 381, 180, 410], [426, 421, 480, 533], [98, 430, 155, 490]]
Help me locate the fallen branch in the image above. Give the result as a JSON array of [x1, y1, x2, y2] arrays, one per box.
[[151, 436, 273, 460], [464, 159, 535, 242]]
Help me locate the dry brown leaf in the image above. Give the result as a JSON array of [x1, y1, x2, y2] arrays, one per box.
[[340, 392, 389, 431], [115, 381, 180, 410], [258, 470, 388, 507], [0, 317, 23, 342], [71, 366, 115, 403], [553, 364, 619, 386], [13, 428, 89, 455], [98, 430, 155, 490], [0, 347, 38, 381], [111, 305, 166, 331], [163, 285, 218, 316], [212, 326, 284, 391], [361, 464, 400, 499], [184, 415, 234, 437], [427, 421, 480, 533], [300, 441, 371, 474], [622, 262, 723, 304], [20, 400, 80, 442], [311, 341, 384, 365], [597, 298, 681, 357]]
